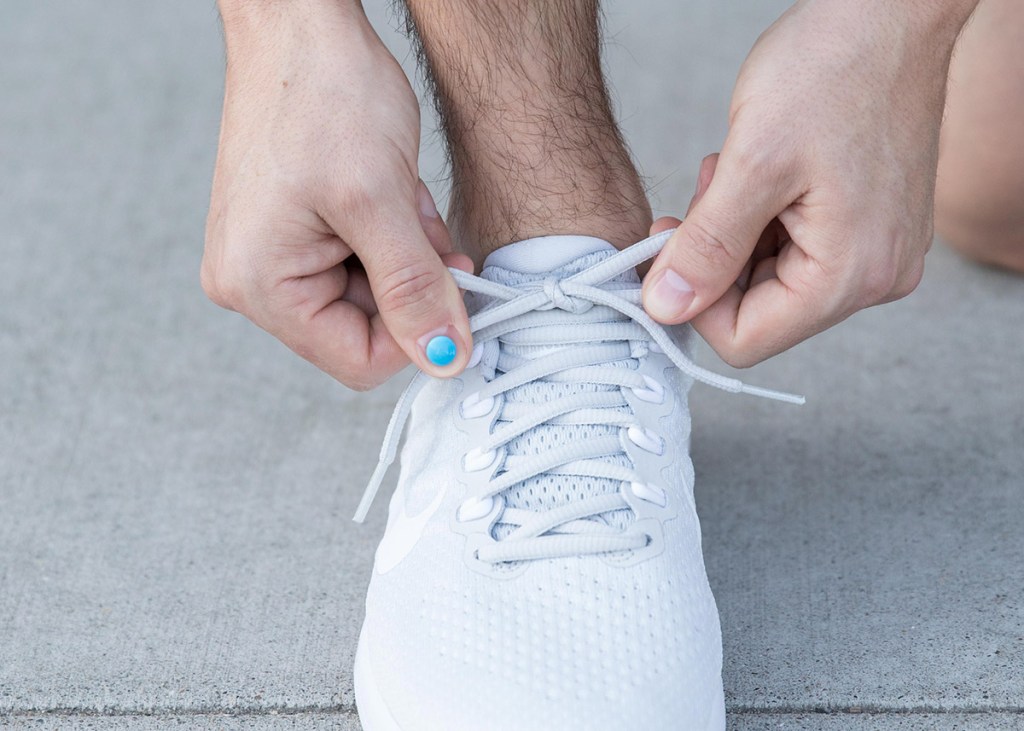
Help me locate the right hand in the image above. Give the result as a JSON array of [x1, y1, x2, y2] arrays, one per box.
[[203, 0, 473, 391], [641, 0, 971, 368]]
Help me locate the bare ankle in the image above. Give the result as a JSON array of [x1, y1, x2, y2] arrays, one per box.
[[402, 0, 652, 264], [447, 157, 652, 261]]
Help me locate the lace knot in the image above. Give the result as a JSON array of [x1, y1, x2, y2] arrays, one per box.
[[353, 229, 805, 535], [542, 277, 592, 314]]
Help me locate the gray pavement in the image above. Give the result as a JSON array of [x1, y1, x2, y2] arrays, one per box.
[[1, 1, 1022, 729]]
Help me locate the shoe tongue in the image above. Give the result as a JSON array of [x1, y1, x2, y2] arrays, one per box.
[[478, 235, 638, 539], [482, 235, 637, 284], [477, 235, 636, 363]]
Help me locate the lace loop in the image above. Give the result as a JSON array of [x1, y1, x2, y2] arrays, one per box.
[[353, 231, 804, 563]]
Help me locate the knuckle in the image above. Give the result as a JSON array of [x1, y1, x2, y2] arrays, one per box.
[[891, 260, 925, 300], [705, 329, 767, 370], [718, 346, 763, 370], [293, 340, 387, 392], [200, 260, 238, 310], [200, 246, 260, 312], [202, 213, 263, 312], [199, 261, 226, 307], [705, 315, 800, 369], [204, 259, 250, 311], [342, 374, 381, 393], [331, 168, 398, 224], [334, 180, 377, 222], [683, 217, 746, 267], [855, 234, 929, 306], [730, 135, 781, 180], [333, 356, 391, 392], [857, 260, 900, 305], [289, 337, 318, 364], [376, 264, 444, 314]]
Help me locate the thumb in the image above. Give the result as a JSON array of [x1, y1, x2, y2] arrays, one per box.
[[343, 181, 473, 377], [642, 149, 794, 324]]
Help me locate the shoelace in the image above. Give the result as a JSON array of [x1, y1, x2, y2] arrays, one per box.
[[353, 230, 804, 563]]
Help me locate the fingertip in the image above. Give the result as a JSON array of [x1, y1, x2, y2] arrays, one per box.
[[441, 252, 475, 275], [698, 153, 720, 189], [417, 180, 454, 256], [416, 179, 441, 221], [439, 253, 476, 370], [414, 323, 473, 379], [642, 266, 697, 324], [650, 216, 682, 236], [423, 332, 458, 367]]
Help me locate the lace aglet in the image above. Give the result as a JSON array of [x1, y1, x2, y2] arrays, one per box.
[[740, 384, 806, 405]]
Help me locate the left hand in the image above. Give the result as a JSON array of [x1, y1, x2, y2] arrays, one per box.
[[642, 0, 977, 367]]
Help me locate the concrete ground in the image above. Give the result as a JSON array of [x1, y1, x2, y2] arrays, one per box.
[[2, 1, 1022, 729]]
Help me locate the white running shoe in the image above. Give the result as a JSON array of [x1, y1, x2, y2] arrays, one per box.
[[353, 231, 801, 731]]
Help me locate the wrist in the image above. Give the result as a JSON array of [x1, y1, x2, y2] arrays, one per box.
[[881, 0, 980, 44], [929, 0, 981, 26], [218, 0, 366, 53]]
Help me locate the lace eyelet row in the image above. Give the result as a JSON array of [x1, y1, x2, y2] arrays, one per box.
[[629, 481, 667, 508], [626, 425, 664, 455], [460, 391, 495, 419], [457, 495, 495, 522], [630, 375, 665, 404]]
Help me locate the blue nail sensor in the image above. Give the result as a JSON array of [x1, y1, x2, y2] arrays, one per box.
[[425, 335, 457, 366]]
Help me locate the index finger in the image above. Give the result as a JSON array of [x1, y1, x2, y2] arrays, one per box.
[[690, 239, 851, 368], [265, 266, 408, 391]]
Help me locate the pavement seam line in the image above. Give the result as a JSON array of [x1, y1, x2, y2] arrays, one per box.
[[729, 706, 1024, 715], [5, 706, 1024, 718], [0, 707, 359, 718]]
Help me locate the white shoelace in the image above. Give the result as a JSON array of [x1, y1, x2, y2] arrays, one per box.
[[353, 230, 803, 563]]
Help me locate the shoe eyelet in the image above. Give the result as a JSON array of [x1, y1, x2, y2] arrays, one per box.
[[460, 391, 495, 419], [467, 342, 484, 369], [629, 481, 667, 508], [462, 447, 498, 473], [626, 425, 665, 455], [630, 375, 665, 404], [457, 496, 495, 522]]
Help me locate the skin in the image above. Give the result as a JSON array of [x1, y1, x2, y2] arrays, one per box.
[[401, 0, 652, 263], [641, 0, 980, 367], [205, 0, 1016, 391], [204, 0, 473, 390], [935, 0, 1024, 273]]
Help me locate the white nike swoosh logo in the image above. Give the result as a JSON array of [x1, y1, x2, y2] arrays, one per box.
[[374, 484, 446, 575]]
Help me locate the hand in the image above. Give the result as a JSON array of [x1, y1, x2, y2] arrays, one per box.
[[202, 0, 473, 390], [642, 0, 977, 367]]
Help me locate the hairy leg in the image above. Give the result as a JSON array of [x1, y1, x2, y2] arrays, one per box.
[[935, 0, 1024, 273], [400, 0, 651, 263]]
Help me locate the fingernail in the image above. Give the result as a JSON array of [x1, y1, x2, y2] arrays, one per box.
[[418, 326, 459, 368], [417, 181, 440, 220], [646, 269, 695, 320], [426, 335, 456, 366]]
